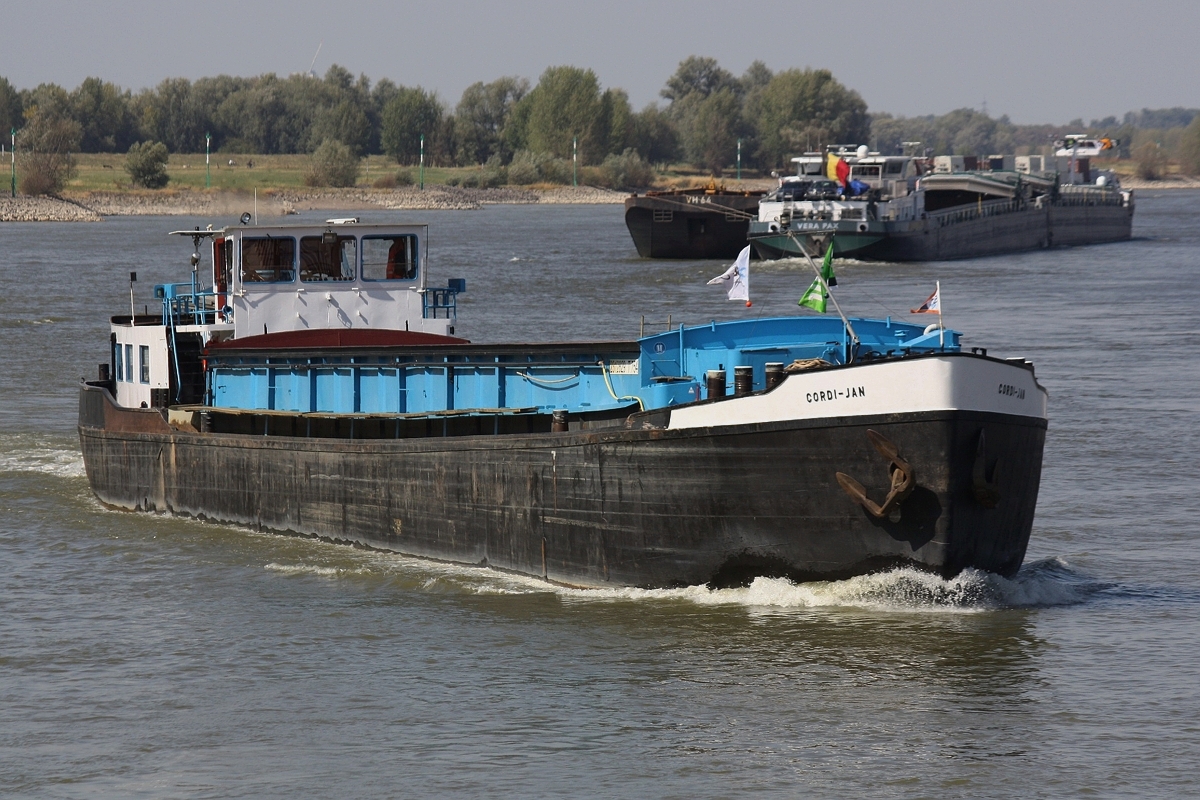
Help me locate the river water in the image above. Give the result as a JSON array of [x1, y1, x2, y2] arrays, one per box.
[[2, 194, 1198, 798]]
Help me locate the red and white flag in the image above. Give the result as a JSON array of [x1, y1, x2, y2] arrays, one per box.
[[911, 284, 940, 314]]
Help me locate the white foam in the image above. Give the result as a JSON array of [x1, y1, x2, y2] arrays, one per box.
[[554, 559, 1092, 612], [263, 534, 1093, 612], [0, 440, 86, 478], [263, 562, 364, 578]]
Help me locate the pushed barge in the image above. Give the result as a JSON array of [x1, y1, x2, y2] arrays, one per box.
[[625, 184, 764, 259], [749, 148, 1133, 261], [79, 220, 1048, 588]]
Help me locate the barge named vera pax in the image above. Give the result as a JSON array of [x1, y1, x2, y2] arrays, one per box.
[[79, 220, 1048, 588], [749, 146, 1133, 261]]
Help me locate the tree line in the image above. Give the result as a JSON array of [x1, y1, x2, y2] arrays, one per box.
[[0, 58, 870, 173], [3, 58, 1198, 189]]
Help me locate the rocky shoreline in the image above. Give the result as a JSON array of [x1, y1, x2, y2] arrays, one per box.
[[1, 185, 628, 221], [5, 176, 1194, 222]]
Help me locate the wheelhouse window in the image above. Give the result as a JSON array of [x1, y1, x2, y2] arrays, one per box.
[[114, 344, 123, 382], [300, 235, 356, 282], [124, 345, 134, 382], [139, 345, 150, 383], [241, 237, 296, 283], [361, 235, 418, 281]]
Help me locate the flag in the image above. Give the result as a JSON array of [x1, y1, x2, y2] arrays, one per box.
[[707, 245, 750, 302], [820, 240, 837, 287], [798, 241, 837, 313], [826, 152, 850, 186], [911, 285, 940, 314], [798, 278, 826, 313]]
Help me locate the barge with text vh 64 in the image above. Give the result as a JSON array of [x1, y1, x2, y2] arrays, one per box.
[[79, 220, 1048, 588], [624, 184, 765, 259]]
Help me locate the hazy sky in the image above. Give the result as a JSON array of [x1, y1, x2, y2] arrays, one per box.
[[2, 0, 1195, 125]]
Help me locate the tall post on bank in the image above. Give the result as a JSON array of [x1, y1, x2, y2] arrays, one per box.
[[205, 133, 211, 188], [419, 134, 425, 190], [10, 127, 15, 198], [573, 137, 578, 187], [737, 138, 742, 181]]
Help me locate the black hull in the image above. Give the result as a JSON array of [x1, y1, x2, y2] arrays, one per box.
[[624, 193, 762, 259], [869, 202, 1133, 261], [79, 384, 1045, 588], [751, 201, 1133, 262]]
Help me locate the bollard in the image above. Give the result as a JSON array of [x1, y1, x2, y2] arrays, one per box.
[[734, 366, 753, 397], [706, 369, 726, 400], [765, 362, 784, 390], [551, 409, 569, 432]]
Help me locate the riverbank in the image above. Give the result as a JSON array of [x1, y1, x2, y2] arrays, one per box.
[[0, 185, 628, 221], [0, 195, 103, 222]]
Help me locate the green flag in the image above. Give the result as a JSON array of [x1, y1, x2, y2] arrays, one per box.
[[798, 278, 826, 313], [798, 240, 836, 312], [821, 240, 837, 287]]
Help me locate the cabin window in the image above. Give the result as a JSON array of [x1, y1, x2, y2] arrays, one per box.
[[114, 344, 123, 382], [241, 237, 296, 283], [300, 235, 356, 282], [885, 160, 904, 175], [362, 235, 418, 281], [124, 345, 134, 382], [139, 345, 150, 383]]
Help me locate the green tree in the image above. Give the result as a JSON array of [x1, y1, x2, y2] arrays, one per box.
[[516, 66, 608, 163], [140, 77, 208, 153], [125, 140, 170, 188], [601, 88, 634, 156], [751, 69, 869, 168], [1134, 141, 1165, 180], [70, 77, 138, 152], [381, 87, 443, 164], [688, 89, 744, 174], [1178, 116, 1200, 175], [311, 98, 371, 155], [304, 138, 360, 186], [454, 76, 528, 165], [0, 77, 24, 140], [630, 104, 679, 165], [17, 105, 81, 194], [661, 56, 739, 103]]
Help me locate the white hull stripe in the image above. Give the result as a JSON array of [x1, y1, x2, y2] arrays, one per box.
[[668, 356, 1047, 431]]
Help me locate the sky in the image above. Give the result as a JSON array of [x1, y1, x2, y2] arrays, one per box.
[[2, 0, 1196, 126]]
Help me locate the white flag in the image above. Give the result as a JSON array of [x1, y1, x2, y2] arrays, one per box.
[[707, 245, 750, 302]]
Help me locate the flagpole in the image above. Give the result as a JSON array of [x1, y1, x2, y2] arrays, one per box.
[[788, 232, 859, 347], [937, 280, 943, 348]]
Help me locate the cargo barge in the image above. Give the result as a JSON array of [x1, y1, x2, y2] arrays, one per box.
[[79, 220, 1048, 588], [624, 185, 764, 259], [748, 148, 1133, 261]]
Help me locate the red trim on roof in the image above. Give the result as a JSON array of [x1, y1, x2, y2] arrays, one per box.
[[207, 328, 470, 350]]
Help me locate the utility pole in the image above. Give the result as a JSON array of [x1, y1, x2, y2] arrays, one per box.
[[10, 127, 15, 198], [419, 134, 425, 190], [737, 138, 742, 181], [205, 133, 211, 188], [573, 137, 578, 187]]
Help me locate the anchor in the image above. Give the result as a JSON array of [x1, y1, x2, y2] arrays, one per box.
[[972, 429, 1001, 509], [836, 430, 915, 519]]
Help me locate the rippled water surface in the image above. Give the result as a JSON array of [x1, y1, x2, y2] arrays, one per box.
[[2, 195, 1199, 797]]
